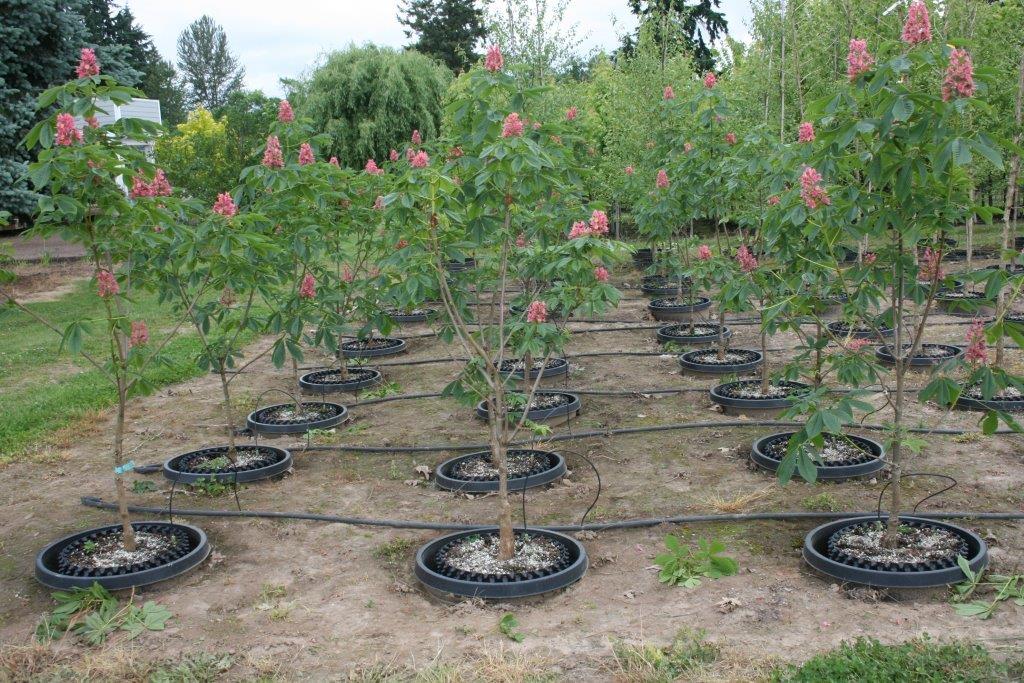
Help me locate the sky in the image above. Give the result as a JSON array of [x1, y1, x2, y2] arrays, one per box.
[[124, 0, 754, 97]]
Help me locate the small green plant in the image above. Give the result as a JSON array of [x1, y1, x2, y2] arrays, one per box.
[[35, 582, 172, 645], [81, 540, 98, 554], [611, 629, 720, 681], [150, 653, 234, 683], [189, 478, 230, 496], [131, 479, 158, 494], [361, 380, 401, 399], [800, 493, 841, 512], [951, 558, 1024, 619], [373, 538, 416, 567], [654, 535, 738, 588], [498, 613, 524, 643]]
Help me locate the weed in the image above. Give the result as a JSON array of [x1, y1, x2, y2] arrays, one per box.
[[373, 538, 416, 567], [498, 613, 524, 642], [800, 492, 841, 512], [189, 478, 231, 497], [362, 380, 401, 399], [951, 559, 1024, 619], [131, 479, 158, 494], [654, 535, 738, 588], [150, 653, 234, 682], [35, 582, 172, 646]]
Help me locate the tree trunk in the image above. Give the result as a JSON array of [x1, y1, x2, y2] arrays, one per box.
[[491, 383, 515, 560], [886, 234, 907, 540], [998, 45, 1024, 365], [114, 376, 137, 550], [218, 363, 238, 462]]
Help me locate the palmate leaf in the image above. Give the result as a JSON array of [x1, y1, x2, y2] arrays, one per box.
[[953, 602, 992, 618]]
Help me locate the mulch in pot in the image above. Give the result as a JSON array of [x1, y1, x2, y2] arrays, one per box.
[[828, 519, 965, 571]]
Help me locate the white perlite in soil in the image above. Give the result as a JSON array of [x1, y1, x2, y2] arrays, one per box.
[[665, 325, 719, 337], [729, 383, 795, 399], [195, 448, 268, 470], [833, 522, 961, 565], [689, 350, 756, 365], [964, 385, 1023, 400], [767, 435, 871, 463], [451, 451, 548, 479], [68, 531, 178, 570], [443, 533, 562, 575], [885, 344, 956, 358], [265, 405, 333, 422]]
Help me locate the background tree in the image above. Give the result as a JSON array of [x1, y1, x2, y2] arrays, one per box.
[[294, 45, 451, 168], [484, 0, 585, 84], [139, 56, 187, 127], [622, 0, 728, 74], [398, 0, 486, 72], [0, 0, 86, 223], [176, 15, 245, 111], [154, 109, 237, 204], [215, 90, 280, 169]]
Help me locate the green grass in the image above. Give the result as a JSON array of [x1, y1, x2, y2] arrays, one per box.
[[772, 637, 1023, 683], [0, 281, 223, 462]]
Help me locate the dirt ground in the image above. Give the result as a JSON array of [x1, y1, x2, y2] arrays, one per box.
[[0, 264, 1022, 681]]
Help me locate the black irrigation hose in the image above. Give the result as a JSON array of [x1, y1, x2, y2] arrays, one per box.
[[79, 496, 1024, 532], [287, 420, 1020, 454]]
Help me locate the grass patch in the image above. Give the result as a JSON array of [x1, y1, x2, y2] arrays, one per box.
[[772, 637, 1021, 682], [373, 537, 417, 568], [610, 629, 720, 682], [0, 280, 258, 463], [800, 492, 842, 512]]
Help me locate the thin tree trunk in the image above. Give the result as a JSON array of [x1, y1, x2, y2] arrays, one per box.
[[218, 364, 238, 458], [999, 46, 1024, 365], [886, 234, 906, 539], [114, 376, 136, 551]]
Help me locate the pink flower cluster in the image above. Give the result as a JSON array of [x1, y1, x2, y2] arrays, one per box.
[[943, 49, 975, 101], [697, 244, 712, 261], [263, 135, 284, 168], [329, 156, 339, 166], [96, 270, 119, 298], [847, 39, 874, 81], [85, 115, 99, 129], [663, 85, 675, 100], [656, 169, 669, 189], [703, 72, 717, 89], [485, 45, 503, 72], [129, 321, 149, 348], [735, 244, 758, 273], [342, 265, 354, 282], [55, 113, 82, 146], [130, 169, 172, 198], [767, 195, 780, 206], [965, 320, 988, 365], [298, 142, 315, 165], [798, 121, 815, 143], [373, 195, 385, 210], [725, 132, 737, 145], [624, 165, 634, 175], [409, 150, 430, 168], [844, 338, 870, 352], [411, 129, 422, 145], [799, 166, 830, 210], [594, 266, 609, 282], [299, 273, 316, 299], [502, 112, 524, 138], [902, 1, 932, 46], [76, 48, 100, 78], [863, 252, 877, 265], [390, 149, 400, 162], [683, 142, 694, 153], [213, 192, 237, 217], [568, 211, 610, 239], [919, 247, 944, 281], [365, 158, 383, 175], [566, 106, 578, 121], [526, 300, 547, 323], [278, 99, 294, 123]]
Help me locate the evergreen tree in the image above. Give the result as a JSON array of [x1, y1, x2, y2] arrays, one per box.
[[140, 56, 187, 127], [0, 0, 86, 221], [176, 15, 245, 111], [398, 0, 486, 72], [623, 0, 728, 74]]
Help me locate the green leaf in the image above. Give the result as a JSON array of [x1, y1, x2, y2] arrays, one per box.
[[498, 613, 524, 642]]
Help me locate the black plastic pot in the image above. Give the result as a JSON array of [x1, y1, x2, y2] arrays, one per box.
[[497, 357, 569, 383], [657, 324, 732, 346], [709, 380, 811, 418], [475, 391, 581, 427], [641, 275, 691, 296], [935, 293, 996, 317], [446, 258, 476, 272], [803, 515, 987, 588], [826, 320, 894, 340], [875, 344, 964, 368], [341, 337, 407, 359], [955, 392, 1024, 413], [299, 367, 382, 393], [387, 308, 438, 324], [633, 247, 666, 270], [648, 297, 711, 321], [414, 527, 587, 599], [750, 432, 885, 481], [35, 521, 210, 590], [678, 349, 763, 376], [434, 450, 566, 492], [163, 445, 292, 484], [246, 402, 348, 435]]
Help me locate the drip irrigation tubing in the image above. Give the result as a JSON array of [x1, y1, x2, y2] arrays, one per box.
[[275, 420, 1019, 454], [79, 496, 1024, 532]]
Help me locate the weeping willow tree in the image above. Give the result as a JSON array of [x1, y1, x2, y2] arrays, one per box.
[[294, 45, 452, 168]]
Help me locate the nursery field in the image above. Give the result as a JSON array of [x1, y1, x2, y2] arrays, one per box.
[[1, 257, 1022, 681]]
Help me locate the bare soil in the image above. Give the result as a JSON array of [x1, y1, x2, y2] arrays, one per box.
[[0, 271, 1022, 680]]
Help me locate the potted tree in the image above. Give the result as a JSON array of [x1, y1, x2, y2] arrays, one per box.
[[9, 53, 210, 589], [387, 47, 623, 598]]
